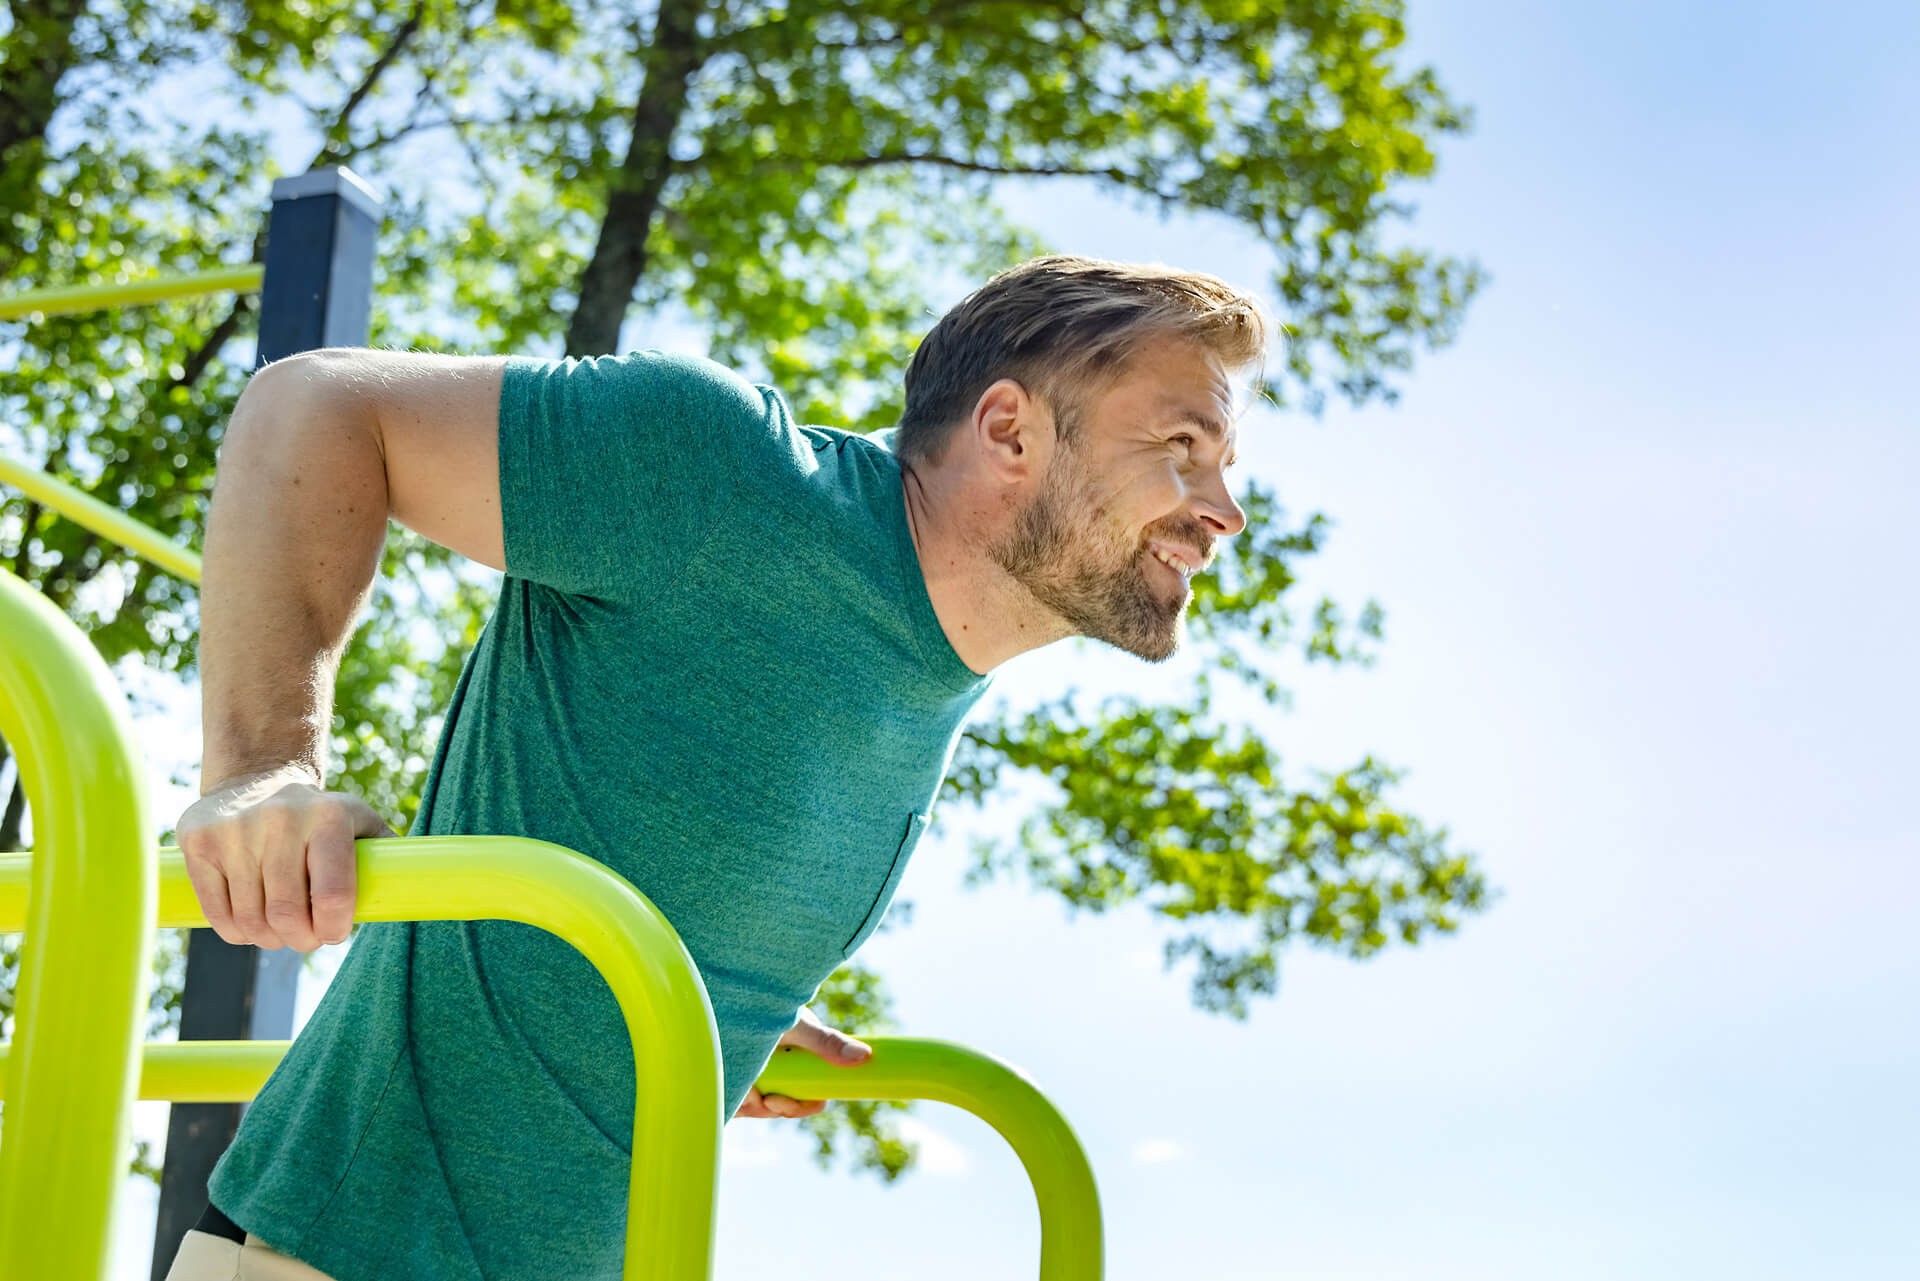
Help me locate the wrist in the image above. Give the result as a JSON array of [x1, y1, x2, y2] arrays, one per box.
[[200, 757, 324, 797]]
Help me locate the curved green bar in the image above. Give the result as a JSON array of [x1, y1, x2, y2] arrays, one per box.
[[0, 263, 264, 321], [0, 454, 203, 583], [759, 1038, 1105, 1280], [0, 572, 155, 1281], [0, 845, 1108, 1280], [0, 840, 728, 1280], [0, 1033, 1106, 1281]]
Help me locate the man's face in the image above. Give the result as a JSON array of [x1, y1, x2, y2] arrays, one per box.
[[987, 336, 1246, 662]]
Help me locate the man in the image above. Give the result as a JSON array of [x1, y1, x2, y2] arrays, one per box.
[[164, 253, 1267, 1279]]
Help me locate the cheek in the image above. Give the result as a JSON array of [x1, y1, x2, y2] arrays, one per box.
[[1129, 471, 1187, 527], [1080, 465, 1179, 540]]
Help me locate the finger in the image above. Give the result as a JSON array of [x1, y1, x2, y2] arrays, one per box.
[[221, 838, 279, 949], [179, 834, 242, 946], [259, 818, 319, 952], [353, 799, 401, 842], [786, 1015, 873, 1065], [308, 807, 359, 946]]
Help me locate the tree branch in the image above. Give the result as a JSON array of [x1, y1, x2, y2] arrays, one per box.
[[331, 0, 429, 145], [428, 82, 505, 211], [318, 104, 598, 163], [703, 0, 1067, 59], [139, 0, 432, 419], [797, 149, 1181, 209], [8, 498, 42, 579], [56, 530, 104, 592], [176, 294, 252, 388]]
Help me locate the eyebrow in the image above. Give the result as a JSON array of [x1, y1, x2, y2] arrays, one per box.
[[1170, 410, 1240, 468]]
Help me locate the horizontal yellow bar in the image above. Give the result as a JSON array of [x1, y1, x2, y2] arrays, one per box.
[[0, 264, 264, 321], [0, 454, 202, 583], [95, 1041, 282, 1104]]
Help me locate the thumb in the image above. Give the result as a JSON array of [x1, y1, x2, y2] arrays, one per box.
[[351, 802, 401, 841], [832, 1034, 872, 1063], [795, 1018, 872, 1064]]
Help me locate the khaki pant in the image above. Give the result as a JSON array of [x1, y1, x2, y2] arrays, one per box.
[[163, 1228, 341, 1281]]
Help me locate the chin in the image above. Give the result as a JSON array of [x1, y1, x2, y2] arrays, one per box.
[[1132, 628, 1182, 664], [1101, 612, 1184, 664], [1040, 555, 1188, 661]]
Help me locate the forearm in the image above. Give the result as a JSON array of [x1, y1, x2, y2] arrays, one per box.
[[199, 360, 389, 792]]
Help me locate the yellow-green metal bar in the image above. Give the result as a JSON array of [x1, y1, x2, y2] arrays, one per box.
[[0, 844, 1107, 1280], [0, 572, 155, 1281], [759, 1040, 1104, 1279], [0, 835, 729, 1281], [0, 264, 264, 321], [0, 1033, 1106, 1280], [0, 453, 203, 582]]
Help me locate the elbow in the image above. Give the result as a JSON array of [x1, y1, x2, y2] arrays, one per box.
[[223, 360, 390, 517]]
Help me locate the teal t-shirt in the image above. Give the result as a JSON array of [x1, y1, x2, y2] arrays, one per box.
[[206, 349, 993, 1279]]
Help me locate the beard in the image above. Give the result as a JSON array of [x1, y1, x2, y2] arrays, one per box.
[[987, 444, 1189, 663]]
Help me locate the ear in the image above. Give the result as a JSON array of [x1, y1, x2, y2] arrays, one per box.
[[970, 377, 1052, 486]]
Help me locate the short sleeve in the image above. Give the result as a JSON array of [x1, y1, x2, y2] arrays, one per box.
[[497, 348, 768, 600]]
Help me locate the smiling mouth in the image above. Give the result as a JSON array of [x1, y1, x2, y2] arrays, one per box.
[[1145, 548, 1191, 591]]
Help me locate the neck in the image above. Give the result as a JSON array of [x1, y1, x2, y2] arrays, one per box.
[[900, 462, 1070, 674]]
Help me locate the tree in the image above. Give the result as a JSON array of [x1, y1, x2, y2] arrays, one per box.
[[0, 0, 1491, 1183]]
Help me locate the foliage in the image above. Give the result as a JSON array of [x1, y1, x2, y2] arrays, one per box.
[[0, 0, 1490, 1187]]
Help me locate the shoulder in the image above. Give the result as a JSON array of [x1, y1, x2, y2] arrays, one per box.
[[505, 348, 792, 431]]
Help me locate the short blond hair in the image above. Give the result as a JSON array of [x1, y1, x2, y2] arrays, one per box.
[[894, 254, 1273, 469]]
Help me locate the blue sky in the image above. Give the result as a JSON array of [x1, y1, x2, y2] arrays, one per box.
[[98, 1, 1919, 1276]]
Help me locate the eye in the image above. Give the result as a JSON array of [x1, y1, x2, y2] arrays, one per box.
[[1170, 433, 1195, 449]]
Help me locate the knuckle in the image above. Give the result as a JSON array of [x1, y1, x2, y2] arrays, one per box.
[[193, 888, 227, 920], [255, 800, 298, 834], [177, 826, 226, 865], [310, 856, 356, 894]]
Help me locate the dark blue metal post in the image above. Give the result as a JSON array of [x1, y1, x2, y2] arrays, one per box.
[[150, 166, 383, 1281]]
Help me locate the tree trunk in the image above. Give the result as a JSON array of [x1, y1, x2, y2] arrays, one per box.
[[0, 735, 25, 853], [0, 0, 89, 164], [564, 0, 708, 358]]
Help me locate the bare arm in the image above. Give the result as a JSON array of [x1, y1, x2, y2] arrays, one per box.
[[198, 359, 391, 788], [198, 348, 507, 782], [179, 348, 507, 950]]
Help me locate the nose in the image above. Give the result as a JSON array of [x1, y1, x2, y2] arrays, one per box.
[[1190, 471, 1247, 540]]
